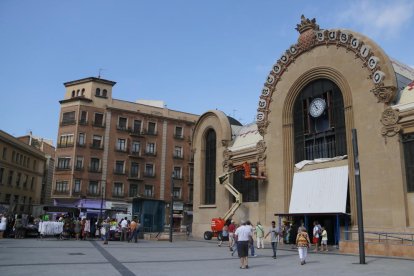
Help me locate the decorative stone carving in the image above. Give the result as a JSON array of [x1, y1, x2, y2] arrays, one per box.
[[371, 85, 397, 103], [222, 159, 233, 170], [256, 140, 266, 156], [222, 149, 232, 169], [256, 140, 267, 179], [380, 107, 401, 137], [296, 15, 318, 52], [295, 14, 319, 34], [221, 140, 229, 147], [223, 149, 231, 161], [257, 120, 269, 137]]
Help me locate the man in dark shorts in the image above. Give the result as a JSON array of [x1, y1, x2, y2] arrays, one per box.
[[235, 221, 252, 269]]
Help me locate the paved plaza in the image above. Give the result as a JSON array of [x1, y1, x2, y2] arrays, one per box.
[[1, 237, 413, 276]]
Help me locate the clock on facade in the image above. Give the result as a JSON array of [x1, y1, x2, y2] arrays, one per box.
[[309, 98, 326, 118]]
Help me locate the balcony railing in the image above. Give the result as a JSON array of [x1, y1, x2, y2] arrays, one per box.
[[129, 151, 142, 158], [57, 142, 74, 148], [115, 147, 128, 153], [144, 151, 157, 156], [143, 172, 156, 178], [173, 154, 184, 159], [74, 166, 84, 171], [88, 166, 102, 173], [129, 129, 143, 137], [92, 121, 105, 128], [128, 174, 142, 180], [55, 166, 71, 171], [53, 189, 70, 195], [112, 192, 125, 198], [87, 189, 100, 197], [173, 134, 184, 140], [78, 119, 88, 125], [116, 125, 129, 132], [90, 143, 104, 150], [72, 189, 81, 195], [142, 129, 157, 136], [60, 120, 76, 126], [113, 169, 127, 175], [76, 142, 86, 148], [143, 193, 154, 198]]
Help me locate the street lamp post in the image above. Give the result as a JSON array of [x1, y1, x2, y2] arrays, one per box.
[[352, 129, 366, 264], [169, 172, 174, 243], [99, 185, 105, 220]]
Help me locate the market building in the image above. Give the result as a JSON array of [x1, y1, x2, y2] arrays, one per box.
[[192, 16, 414, 256], [53, 77, 198, 231]]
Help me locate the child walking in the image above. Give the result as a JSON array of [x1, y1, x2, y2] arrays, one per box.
[[321, 226, 328, 251]]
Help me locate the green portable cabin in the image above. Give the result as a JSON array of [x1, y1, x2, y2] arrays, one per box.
[[132, 198, 165, 233]]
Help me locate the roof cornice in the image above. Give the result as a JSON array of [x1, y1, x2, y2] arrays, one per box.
[[64, 77, 116, 87], [59, 97, 93, 104]]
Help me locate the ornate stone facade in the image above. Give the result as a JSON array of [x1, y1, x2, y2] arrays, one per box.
[[257, 15, 397, 137]]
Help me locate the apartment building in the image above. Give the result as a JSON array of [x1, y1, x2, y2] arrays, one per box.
[[0, 130, 47, 214], [53, 77, 198, 228], [17, 133, 55, 206]]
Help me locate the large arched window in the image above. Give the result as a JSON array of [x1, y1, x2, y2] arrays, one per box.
[[293, 79, 347, 162], [204, 129, 216, 204]]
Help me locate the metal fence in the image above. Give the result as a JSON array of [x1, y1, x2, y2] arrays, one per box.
[[343, 230, 414, 245]]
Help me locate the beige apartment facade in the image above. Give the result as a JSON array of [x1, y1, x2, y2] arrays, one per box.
[[192, 16, 414, 244], [54, 77, 198, 229], [0, 130, 46, 214]]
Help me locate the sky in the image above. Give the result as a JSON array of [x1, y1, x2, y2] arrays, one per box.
[[1, 0, 414, 144]]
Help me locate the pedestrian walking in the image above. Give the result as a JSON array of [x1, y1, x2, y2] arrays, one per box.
[[312, 221, 321, 252], [120, 217, 128, 241], [128, 218, 139, 243], [235, 221, 252, 269], [102, 218, 110, 245], [13, 214, 23, 239], [0, 214, 7, 239], [265, 221, 280, 259], [218, 223, 229, 247], [74, 218, 81, 240], [247, 221, 257, 257], [296, 226, 311, 265], [228, 220, 236, 252], [255, 222, 265, 249], [321, 226, 328, 251]]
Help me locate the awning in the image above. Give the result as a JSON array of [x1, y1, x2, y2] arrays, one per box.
[[43, 206, 82, 213], [289, 165, 348, 214], [173, 214, 184, 218]]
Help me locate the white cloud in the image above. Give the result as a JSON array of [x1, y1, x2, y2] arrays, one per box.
[[336, 0, 414, 39]]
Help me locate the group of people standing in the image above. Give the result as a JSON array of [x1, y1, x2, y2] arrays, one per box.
[[73, 217, 91, 240], [0, 213, 36, 239], [101, 216, 140, 245], [218, 219, 329, 268]]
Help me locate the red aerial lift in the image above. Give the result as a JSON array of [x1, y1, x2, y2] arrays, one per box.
[[203, 162, 266, 240]]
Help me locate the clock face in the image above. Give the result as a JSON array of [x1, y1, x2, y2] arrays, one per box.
[[309, 98, 326, 118]]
